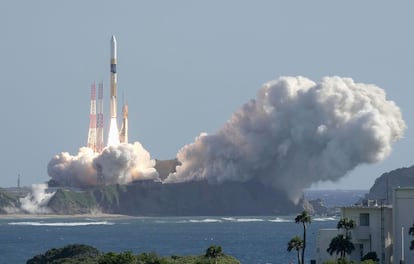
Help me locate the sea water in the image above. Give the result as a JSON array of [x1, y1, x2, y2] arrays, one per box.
[[0, 216, 336, 264]]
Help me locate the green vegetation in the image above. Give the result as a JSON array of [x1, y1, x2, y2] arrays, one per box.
[[204, 245, 223, 264], [293, 210, 311, 264], [26, 244, 240, 264], [336, 218, 356, 238], [287, 236, 304, 264], [325, 218, 356, 263], [0, 188, 19, 213], [409, 222, 414, 250], [94, 184, 125, 206], [326, 234, 355, 259], [55, 189, 96, 207], [361, 251, 379, 262], [322, 259, 376, 264], [27, 244, 100, 264]]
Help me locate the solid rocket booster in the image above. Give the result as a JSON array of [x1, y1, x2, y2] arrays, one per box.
[[110, 35, 117, 119]]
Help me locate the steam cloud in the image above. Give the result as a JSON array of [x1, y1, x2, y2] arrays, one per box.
[[48, 142, 159, 188], [47, 76, 405, 203], [165, 76, 405, 202], [20, 184, 55, 214]]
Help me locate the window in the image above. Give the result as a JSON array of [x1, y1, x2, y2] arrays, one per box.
[[360, 213, 370, 226]]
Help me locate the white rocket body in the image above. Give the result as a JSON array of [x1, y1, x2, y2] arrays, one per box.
[[110, 35, 117, 119]]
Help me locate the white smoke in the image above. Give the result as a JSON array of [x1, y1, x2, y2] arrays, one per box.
[[20, 184, 55, 214], [165, 76, 405, 202], [48, 142, 159, 188]]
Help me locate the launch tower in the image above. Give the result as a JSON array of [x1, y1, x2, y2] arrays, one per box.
[[87, 82, 104, 152], [119, 103, 128, 143], [87, 82, 97, 151], [96, 82, 104, 152]]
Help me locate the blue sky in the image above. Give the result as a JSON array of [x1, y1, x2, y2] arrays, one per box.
[[1, 1, 413, 189]]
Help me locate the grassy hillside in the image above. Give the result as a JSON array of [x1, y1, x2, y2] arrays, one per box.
[[0, 188, 19, 213]]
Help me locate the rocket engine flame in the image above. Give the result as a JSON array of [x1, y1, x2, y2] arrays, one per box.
[[107, 117, 120, 146], [164, 76, 405, 203]]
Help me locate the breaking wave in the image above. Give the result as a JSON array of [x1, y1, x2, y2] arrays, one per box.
[[189, 219, 223, 223], [268, 217, 293, 223], [8, 221, 114, 227], [313, 217, 338, 222]]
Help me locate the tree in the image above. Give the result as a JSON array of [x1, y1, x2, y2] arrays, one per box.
[[326, 217, 356, 261], [26, 244, 100, 264], [205, 245, 223, 264], [323, 259, 355, 264], [287, 236, 304, 264], [409, 222, 414, 250], [295, 210, 311, 264], [361, 251, 379, 262], [327, 234, 355, 259], [337, 218, 356, 238], [98, 251, 138, 264]]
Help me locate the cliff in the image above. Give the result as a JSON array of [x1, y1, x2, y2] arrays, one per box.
[[367, 165, 414, 203], [47, 180, 303, 216], [0, 188, 20, 214]]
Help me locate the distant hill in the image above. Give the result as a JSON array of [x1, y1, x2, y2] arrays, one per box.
[[367, 165, 414, 204], [0, 188, 20, 214], [44, 158, 308, 216], [47, 180, 305, 216]]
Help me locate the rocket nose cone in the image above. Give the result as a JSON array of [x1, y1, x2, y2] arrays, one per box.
[[111, 35, 117, 59]]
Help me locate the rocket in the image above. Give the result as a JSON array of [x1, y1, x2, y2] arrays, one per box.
[[110, 35, 117, 119]]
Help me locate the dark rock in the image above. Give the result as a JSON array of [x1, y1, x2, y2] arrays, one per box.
[[367, 165, 414, 204]]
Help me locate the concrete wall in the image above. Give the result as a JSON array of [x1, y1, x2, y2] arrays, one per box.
[[316, 229, 338, 264], [393, 187, 414, 264]]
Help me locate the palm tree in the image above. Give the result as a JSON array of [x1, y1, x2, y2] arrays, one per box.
[[327, 234, 355, 259], [287, 236, 304, 264], [337, 218, 356, 238], [409, 222, 414, 250], [295, 210, 311, 264]]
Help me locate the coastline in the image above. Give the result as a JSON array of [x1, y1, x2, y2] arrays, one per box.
[[0, 213, 135, 220]]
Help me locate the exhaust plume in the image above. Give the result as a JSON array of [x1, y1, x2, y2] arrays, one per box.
[[165, 76, 405, 202], [48, 142, 158, 188], [20, 184, 55, 214]]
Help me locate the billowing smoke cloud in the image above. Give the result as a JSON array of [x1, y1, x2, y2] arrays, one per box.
[[20, 184, 55, 214], [165, 76, 405, 202], [48, 142, 158, 188]]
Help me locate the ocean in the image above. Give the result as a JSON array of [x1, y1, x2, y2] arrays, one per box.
[[0, 215, 337, 264]]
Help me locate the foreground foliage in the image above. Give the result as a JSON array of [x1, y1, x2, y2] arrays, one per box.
[[287, 211, 311, 264], [26, 244, 240, 264], [287, 236, 304, 264], [322, 258, 377, 264], [326, 217, 355, 260]]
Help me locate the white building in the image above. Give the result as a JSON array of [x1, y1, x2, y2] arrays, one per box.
[[316, 204, 392, 264], [393, 187, 414, 264], [342, 205, 393, 263], [316, 228, 338, 264], [316, 187, 414, 264]]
